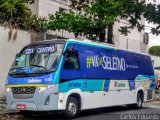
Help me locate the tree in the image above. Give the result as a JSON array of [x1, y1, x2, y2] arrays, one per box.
[[47, 12, 94, 38], [47, 0, 146, 43], [143, 2, 160, 35], [0, 0, 47, 33], [0, 0, 31, 28], [149, 46, 160, 57]]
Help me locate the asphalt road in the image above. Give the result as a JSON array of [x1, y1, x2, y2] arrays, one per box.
[[3, 102, 160, 120]]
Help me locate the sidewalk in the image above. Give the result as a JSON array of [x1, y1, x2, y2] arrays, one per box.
[[155, 93, 160, 100], [150, 93, 160, 105], [0, 99, 18, 115], [0, 100, 19, 120]]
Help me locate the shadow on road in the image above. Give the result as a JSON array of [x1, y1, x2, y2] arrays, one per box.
[[10, 106, 148, 120]]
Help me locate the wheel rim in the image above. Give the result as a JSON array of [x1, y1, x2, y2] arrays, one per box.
[[137, 95, 142, 107], [68, 101, 77, 115]]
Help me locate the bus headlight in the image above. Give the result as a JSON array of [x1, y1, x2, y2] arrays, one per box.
[[6, 88, 10, 92], [39, 86, 47, 93], [39, 85, 55, 93]]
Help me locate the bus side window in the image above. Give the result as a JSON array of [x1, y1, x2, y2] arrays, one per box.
[[63, 50, 80, 70]]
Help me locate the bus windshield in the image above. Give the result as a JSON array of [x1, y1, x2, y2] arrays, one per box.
[[9, 44, 64, 75]]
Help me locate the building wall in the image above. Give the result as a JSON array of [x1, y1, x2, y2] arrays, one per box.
[[0, 27, 31, 98], [114, 19, 146, 53], [28, 0, 39, 16], [38, 0, 69, 17], [151, 55, 160, 68]]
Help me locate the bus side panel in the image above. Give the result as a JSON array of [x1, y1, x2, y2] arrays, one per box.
[[102, 79, 137, 107], [59, 43, 103, 109], [59, 41, 155, 110], [58, 79, 104, 110]]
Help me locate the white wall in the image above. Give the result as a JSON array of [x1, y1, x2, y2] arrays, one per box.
[[38, 0, 69, 17], [28, 0, 39, 16], [0, 27, 31, 98], [29, 0, 69, 17], [151, 55, 160, 68], [114, 19, 146, 53]]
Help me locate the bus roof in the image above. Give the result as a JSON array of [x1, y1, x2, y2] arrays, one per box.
[[66, 39, 150, 57], [27, 38, 149, 57], [26, 39, 66, 47]]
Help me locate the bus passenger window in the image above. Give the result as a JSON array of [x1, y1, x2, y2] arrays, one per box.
[[63, 50, 80, 70]]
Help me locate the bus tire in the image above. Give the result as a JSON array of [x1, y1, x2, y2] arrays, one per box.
[[128, 92, 143, 109], [65, 97, 79, 119], [135, 92, 143, 109]]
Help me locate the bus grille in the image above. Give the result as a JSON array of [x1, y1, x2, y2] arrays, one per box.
[[12, 87, 36, 99], [12, 87, 36, 94]]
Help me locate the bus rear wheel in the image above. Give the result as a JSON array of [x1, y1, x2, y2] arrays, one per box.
[[65, 97, 79, 119], [135, 92, 143, 109], [128, 92, 143, 109]]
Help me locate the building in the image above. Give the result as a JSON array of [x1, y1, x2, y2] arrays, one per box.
[[29, 0, 147, 53], [29, 0, 75, 42], [113, 19, 147, 53], [29, 0, 69, 17]]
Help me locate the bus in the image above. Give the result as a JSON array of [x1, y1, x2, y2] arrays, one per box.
[[5, 39, 155, 118]]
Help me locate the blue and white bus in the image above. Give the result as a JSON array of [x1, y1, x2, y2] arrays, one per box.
[[5, 39, 155, 118]]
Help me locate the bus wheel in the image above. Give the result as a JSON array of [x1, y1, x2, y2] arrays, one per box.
[[135, 92, 143, 109], [128, 92, 143, 109], [65, 97, 79, 119]]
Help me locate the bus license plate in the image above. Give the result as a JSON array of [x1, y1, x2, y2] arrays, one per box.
[[16, 104, 26, 110]]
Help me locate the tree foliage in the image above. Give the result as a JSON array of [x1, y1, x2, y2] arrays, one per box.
[[47, 12, 96, 38], [2, 0, 160, 42], [149, 46, 160, 57], [144, 3, 160, 35], [0, 0, 30, 27], [47, 0, 147, 43], [0, 0, 47, 32]]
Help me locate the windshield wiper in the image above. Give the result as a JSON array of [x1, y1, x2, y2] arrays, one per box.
[[10, 67, 25, 71], [10, 72, 29, 76], [30, 64, 47, 71]]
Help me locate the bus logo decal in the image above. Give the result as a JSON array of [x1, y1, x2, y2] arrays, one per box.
[[86, 56, 93, 68], [28, 79, 41, 83], [86, 55, 126, 71]]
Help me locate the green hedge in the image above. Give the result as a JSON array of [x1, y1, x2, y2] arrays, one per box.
[[149, 46, 160, 56]]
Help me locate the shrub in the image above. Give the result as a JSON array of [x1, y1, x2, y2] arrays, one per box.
[[149, 46, 160, 56]]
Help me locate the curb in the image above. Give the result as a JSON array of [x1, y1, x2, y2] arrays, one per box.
[[0, 104, 18, 115]]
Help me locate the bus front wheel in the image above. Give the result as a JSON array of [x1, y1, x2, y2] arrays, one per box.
[[65, 97, 79, 119]]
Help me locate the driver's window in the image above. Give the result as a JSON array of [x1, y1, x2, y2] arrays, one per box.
[[15, 55, 28, 67], [63, 50, 80, 70]]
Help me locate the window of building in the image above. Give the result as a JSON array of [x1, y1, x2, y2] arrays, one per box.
[[59, 7, 67, 12]]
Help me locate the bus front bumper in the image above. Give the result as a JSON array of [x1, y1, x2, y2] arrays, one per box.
[[7, 101, 58, 111], [5, 86, 59, 111]]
